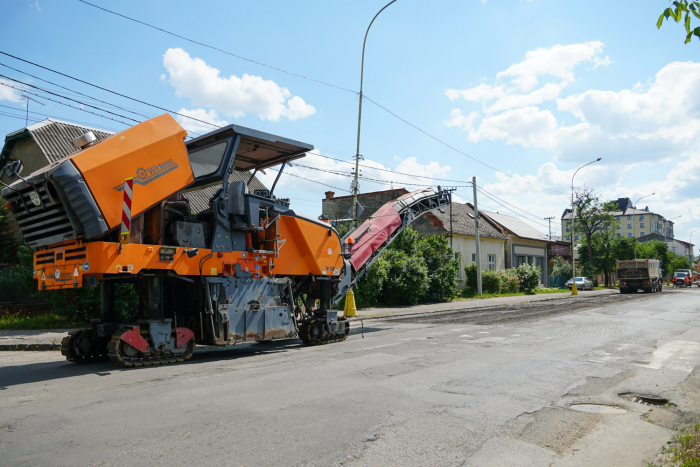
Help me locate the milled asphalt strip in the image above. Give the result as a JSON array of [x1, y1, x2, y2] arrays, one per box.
[[347, 292, 628, 323], [0, 290, 643, 351]]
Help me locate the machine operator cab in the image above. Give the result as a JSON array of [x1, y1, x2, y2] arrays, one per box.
[[181, 124, 320, 254]]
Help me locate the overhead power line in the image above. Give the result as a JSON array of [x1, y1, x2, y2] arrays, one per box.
[[362, 95, 568, 195], [76, 0, 357, 94], [0, 75, 141, 124], [0, 82, 137, 128], [0, 50, 221, 130], [0, 61, 155, 120], [70, 4, 567, 195]]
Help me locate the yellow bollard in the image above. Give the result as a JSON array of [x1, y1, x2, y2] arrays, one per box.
[[571, 281, 578, 296], [344, 288, 357, 317]]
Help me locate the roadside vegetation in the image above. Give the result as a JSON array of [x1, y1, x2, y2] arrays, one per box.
[[566, 189, 692, 287], [648, 420, 700, 467], [0, 313, 88, 330]]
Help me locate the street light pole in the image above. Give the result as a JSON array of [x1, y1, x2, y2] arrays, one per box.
[[689, 228, 700, 264], [352, 0, 397, 227], [571, 157, 601, 295], [633, 192, 655, 209]]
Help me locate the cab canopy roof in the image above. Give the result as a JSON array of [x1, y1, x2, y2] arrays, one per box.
[[185, 124, 313, 190]]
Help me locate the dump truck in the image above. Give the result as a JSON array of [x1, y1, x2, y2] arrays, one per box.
[[1, 114, 449, 367], [617, 259, 662, 293]]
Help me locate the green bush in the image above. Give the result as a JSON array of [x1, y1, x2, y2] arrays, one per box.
[[380, 249, 429, 306], [421, 234, 459, 302], [0, 266, 36, 302], [550, 256, 572, 279], [464, 263, 477, 291], [355, 255, 389, 308], [481, 270, 502, 294], [516, 263, 541, 293], [352, 227, 459, 307], [499, 269, 520, 293]]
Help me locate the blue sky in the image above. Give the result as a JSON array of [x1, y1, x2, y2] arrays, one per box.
[[1, 0, 699, 240]]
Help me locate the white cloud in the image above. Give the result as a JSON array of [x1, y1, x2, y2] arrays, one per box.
[[468, 106, 560, 148], [446, 84, 506, 102], [496, 41, 609, 92], [162, 48, 316, 121], [445, 109, 478, 131], [175, 108, 229, 135], [445, 41, 612, 128], [30, 1, 41, 11], [0, 79, 24, 103]]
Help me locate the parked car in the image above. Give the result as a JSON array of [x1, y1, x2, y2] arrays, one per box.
[[673, 272, 692, 288], [565, 277, 594, 291]]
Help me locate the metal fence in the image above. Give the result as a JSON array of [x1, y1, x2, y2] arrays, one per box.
[[548, 276, 569, 289]]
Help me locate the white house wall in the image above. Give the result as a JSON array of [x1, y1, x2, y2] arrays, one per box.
[[451, 235, 506, 289]]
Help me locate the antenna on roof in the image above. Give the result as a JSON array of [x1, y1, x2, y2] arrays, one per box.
[[21, 92, 45, 127]]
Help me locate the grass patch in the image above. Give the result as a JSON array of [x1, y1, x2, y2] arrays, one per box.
[[458, 288, 569, 300], [0, 313, 88, 330], [649, 420, 700, 467]]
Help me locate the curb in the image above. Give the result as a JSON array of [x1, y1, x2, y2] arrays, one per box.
[[347, 290, 615, 322], [0, 343, 61, 351]]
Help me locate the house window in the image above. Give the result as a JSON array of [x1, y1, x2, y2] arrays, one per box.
[[615, 215, 621, 221], [488, 254, 496, 271], [627, 215, 633, 220], [455, 252, 463, 279], [628, 233, 633, 238], [472, 253, 476, 263], [574, 235, 580, 240], [565, 235, 571, 241], [640, 232, 645, 237], [566, 227, 571, 232], [516, 256, 527, 267], [616, 233, 621, 238], [640, 223, 645, 228], [627, 224, 632, 229], [616, 224, 621, 229], [640, 214, 645, 219]]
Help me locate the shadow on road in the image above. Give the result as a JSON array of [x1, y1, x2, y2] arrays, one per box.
[[0, 326, 387, 388]]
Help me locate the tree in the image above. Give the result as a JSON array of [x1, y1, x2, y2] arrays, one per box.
[[571, 188, 616, 273], [657, 1, 700, 43], [550, 256, 572, 279], [0, 197, 18, 264]]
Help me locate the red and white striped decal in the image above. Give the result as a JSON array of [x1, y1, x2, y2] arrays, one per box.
[[119, 177, 133, 244]]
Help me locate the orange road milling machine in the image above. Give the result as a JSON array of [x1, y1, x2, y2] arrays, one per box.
[[1, 114, 449, 367]]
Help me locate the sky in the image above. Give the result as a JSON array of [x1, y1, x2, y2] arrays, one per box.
[[0, 0, 699, 242]]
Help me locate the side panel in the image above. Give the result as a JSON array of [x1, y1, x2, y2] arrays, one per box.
[[273, 215, 344, 277], [33, 241, 274, 290], [70, 114, 193, 230]]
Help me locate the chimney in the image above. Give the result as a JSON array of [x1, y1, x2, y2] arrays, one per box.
[[325, 191, 335, 200]]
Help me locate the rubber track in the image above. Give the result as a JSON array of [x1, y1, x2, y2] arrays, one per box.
[[298, 316, 350, 346], [107, 329, 195, 367], [60, 329, 107, 364]]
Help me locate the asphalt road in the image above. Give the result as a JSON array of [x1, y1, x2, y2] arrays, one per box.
[[2, 287, 700, 466]]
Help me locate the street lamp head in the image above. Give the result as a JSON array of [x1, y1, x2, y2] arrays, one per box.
[[595, 158, 602, 161]]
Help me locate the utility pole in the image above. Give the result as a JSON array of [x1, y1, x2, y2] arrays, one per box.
[[448, 191, 453, 248], [473, 177, 482, 296], [544, 216, 554, 240]]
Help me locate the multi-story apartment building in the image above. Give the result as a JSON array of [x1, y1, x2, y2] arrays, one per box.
[[560, 197, 674, 243]]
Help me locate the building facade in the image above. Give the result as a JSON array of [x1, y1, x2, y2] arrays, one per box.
[[410, 202, 509, 290], [561, 197, 674, 243], [482, 211, 551, 286]]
